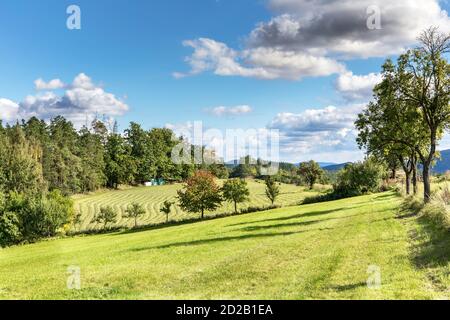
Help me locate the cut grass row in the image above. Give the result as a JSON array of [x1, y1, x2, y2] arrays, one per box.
[[72, 180, 325, 231]]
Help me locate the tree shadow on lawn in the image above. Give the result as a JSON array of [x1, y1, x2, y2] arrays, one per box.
[[227, 208, 347, 227], [327, 282, 367, 292], [238, 212, 376, 232], [228, 204, 373, 228], [129, 228, 334, 251]]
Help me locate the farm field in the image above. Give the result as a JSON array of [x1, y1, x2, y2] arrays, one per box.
[[72, 180, 326, 231], [0, 192, 448, 300]]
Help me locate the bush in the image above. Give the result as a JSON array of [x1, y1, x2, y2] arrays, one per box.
[[333, 159, 384, 197], [0, 211, 21, 247], [0, 190, 73, 246]]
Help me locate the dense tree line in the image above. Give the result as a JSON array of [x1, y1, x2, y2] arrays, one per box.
[[0, 116, 228, 245]]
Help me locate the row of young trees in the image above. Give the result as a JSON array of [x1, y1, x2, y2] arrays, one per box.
[[177, 171, 280, 219], [90, 171, 282, 230], [356, 27, 450, 202]]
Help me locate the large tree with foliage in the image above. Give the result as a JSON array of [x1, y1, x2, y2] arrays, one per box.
[[222, 179, 250, 214], [356, 59, 427, 195], [397, 27, 450, 201], [177, 170, 223, 219], [104, 133, 136, 189], [298, 161, 324, 190]]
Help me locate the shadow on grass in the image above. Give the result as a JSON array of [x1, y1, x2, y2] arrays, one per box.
[[228, 203, 373, 228], [130, 228, 333, 251], [238, 212, 376, 232], [227, 208, 346, 227], [328, 282, 367, 292]]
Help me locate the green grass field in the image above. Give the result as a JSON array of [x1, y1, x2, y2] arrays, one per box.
[[72, 180, 325, 231], [1, 192, 448, 300]]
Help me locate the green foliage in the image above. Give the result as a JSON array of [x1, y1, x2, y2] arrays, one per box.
[[0, 124, 45, 195], [0, 192, 21, 247], [334, 159, 385, 197], [265, 177, 280, 205], [222, 179, 250, 213], [298, 161, 324, 190], [124, 202, 146, 228], [104, 134, 136, 189], [177, 171, 223, 218], [0, 190, 73, 246], [92, 206, 118, 230]]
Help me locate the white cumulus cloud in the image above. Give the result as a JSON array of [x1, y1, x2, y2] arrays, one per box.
[[207, 105, 253, 117], [0, 98, 20, 121], [34, 78, 66, 90], [268, 105, 365, 162], [176, 0, 450, 81], [1, 73, 129, 127], [336, 72, 382, 102]]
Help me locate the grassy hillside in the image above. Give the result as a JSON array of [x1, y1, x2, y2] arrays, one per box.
[[1, 192, 448, 300], [72, 180, 325, 231]]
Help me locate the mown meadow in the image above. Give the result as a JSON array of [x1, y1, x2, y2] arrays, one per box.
[[72, 180, 327, 231], [0, 192, 448, 300]]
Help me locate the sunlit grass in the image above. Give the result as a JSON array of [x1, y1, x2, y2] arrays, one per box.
[[1, 192, 448, 300]]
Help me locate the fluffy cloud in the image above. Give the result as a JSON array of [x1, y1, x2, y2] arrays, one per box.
[[175, 38, 345, 80], [34, 78, 66, 90], [176, 0, 450, 80], [207, 105, 253, 117], [256, 0, 450, 58], [1, 73, 128, 127], [0, 98, 19, 121], [268, 105, 365, 162], [336, 72, 382, 102]]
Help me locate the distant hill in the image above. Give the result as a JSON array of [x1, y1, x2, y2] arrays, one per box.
[[322, 163, 352, 172], [317, 162, 337, 168], [432, 149, 450, 174]]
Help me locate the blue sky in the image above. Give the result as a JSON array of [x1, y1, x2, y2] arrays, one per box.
[[1, 0, 450, 163]]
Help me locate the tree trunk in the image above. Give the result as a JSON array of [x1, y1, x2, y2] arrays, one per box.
[[391, 169, 396, 180], [412, 157, 418, 195], [201, 208, 204, 219], [234, 201, 237, 214], [423, 163, 431, 203], [405, 172, 411, 195], [166, 214, 169, 223], [135, 217, 138, 228], [423, 131, 437, 203]]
